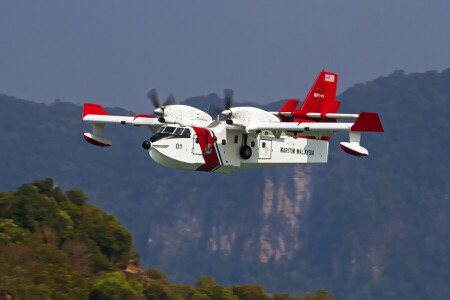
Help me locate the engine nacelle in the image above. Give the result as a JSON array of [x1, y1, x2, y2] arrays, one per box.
[[162, 105, 212, 126], [227, 107, 280, 129]]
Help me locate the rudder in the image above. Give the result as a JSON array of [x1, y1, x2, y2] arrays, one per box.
[[299, 71, 339, 114]]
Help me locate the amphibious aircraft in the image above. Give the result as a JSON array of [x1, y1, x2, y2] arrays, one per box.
[[82, 71, 383, 173]]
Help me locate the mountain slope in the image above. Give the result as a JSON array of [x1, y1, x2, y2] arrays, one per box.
[[0, 69, 449, 299]]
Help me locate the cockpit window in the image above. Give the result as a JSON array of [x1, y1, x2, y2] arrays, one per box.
[[181, 128, 191, 137], [156, 126, 165, 133], [174, 127, 184, 136], [162, 126, 176, 134], [152, 126, 190, 141]]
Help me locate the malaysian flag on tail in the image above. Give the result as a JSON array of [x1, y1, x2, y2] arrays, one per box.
[[325, 74, 335, 82]]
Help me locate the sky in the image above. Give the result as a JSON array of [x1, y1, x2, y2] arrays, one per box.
[[1, 0, 449, 113]]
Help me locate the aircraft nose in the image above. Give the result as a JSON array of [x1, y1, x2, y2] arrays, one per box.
[[142, 140, 152, 150]]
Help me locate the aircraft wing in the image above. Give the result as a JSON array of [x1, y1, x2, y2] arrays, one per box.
[[246, 112, 383, 156], [246, 121, 353, 133], [82, 103, 162, 146], [82, 104, 161, 126], [247, 112, 383, 134]]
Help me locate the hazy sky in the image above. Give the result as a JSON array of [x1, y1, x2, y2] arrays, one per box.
[[1, 1, 449, 112]]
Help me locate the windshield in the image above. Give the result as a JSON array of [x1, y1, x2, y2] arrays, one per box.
[[173, 127, 184, 136], [162, 126, 176, 134], [152, 126, 190, 141], [156, 126, 166, 133], [181, 128, 190, 137]]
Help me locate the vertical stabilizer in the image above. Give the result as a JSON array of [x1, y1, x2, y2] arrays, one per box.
[[299, 71, 338, 114]]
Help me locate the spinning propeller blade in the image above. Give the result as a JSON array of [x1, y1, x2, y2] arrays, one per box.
[[147, 89, 176, 116], [207, 88, 234, 119], [164, 94, 176, 106], [147, 88, 160, 109], [208, 103, 223, 118], [224, 88, 234, 110], [221, 88, 234, 119]]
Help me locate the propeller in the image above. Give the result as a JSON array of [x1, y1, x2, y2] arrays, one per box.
[[208, 103, 223, 119], [147, 88, 176, 116], [221, 88, 234, 124], [147, 88, 160, 109], [207, 88, 234, 120], [224, 88, 233, 111]]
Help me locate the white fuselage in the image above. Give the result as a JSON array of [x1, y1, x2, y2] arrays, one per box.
[[147, 122, 329, 173]]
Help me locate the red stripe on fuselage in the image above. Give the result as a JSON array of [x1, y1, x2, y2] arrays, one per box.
[[192, 127, 221, 172]]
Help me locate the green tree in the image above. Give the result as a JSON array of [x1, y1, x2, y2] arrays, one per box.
[[144, 280, 181, 300], [0, 219, 25, 244], [230, 285, 270, 300], [65, 188, 87, 206], [191, 292, 211, 300], [195, 275, 216, 287], [147, 267, 169, 283], [197, 284, 234, 300], [170, 284, 195, 299], [90, 272, 143, 300], [312, 290, 334, 300], [273, 293, 291, 300]]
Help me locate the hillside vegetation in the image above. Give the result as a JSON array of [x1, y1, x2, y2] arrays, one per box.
[[0, 179, 339, 300], [0, 178, 137, 298]]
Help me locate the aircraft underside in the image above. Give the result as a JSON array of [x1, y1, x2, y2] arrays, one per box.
[[148, 132, 329, 173]]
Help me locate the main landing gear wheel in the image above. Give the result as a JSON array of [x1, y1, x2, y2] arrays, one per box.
[[240, 145, 252, 159]]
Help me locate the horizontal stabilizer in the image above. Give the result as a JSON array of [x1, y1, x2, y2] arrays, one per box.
[[351, 112, 384, 132]]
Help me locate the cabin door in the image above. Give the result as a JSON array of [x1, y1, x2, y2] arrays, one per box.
[[258, 140, 272, 159], [192, 129, 212, 155]]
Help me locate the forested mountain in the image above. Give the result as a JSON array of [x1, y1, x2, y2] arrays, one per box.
[[0, 69, 448, 299], [0, 179, 335, 300], [0, 178, 139, 298]]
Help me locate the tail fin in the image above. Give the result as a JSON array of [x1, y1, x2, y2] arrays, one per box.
[[299, 71, 340, 114]]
